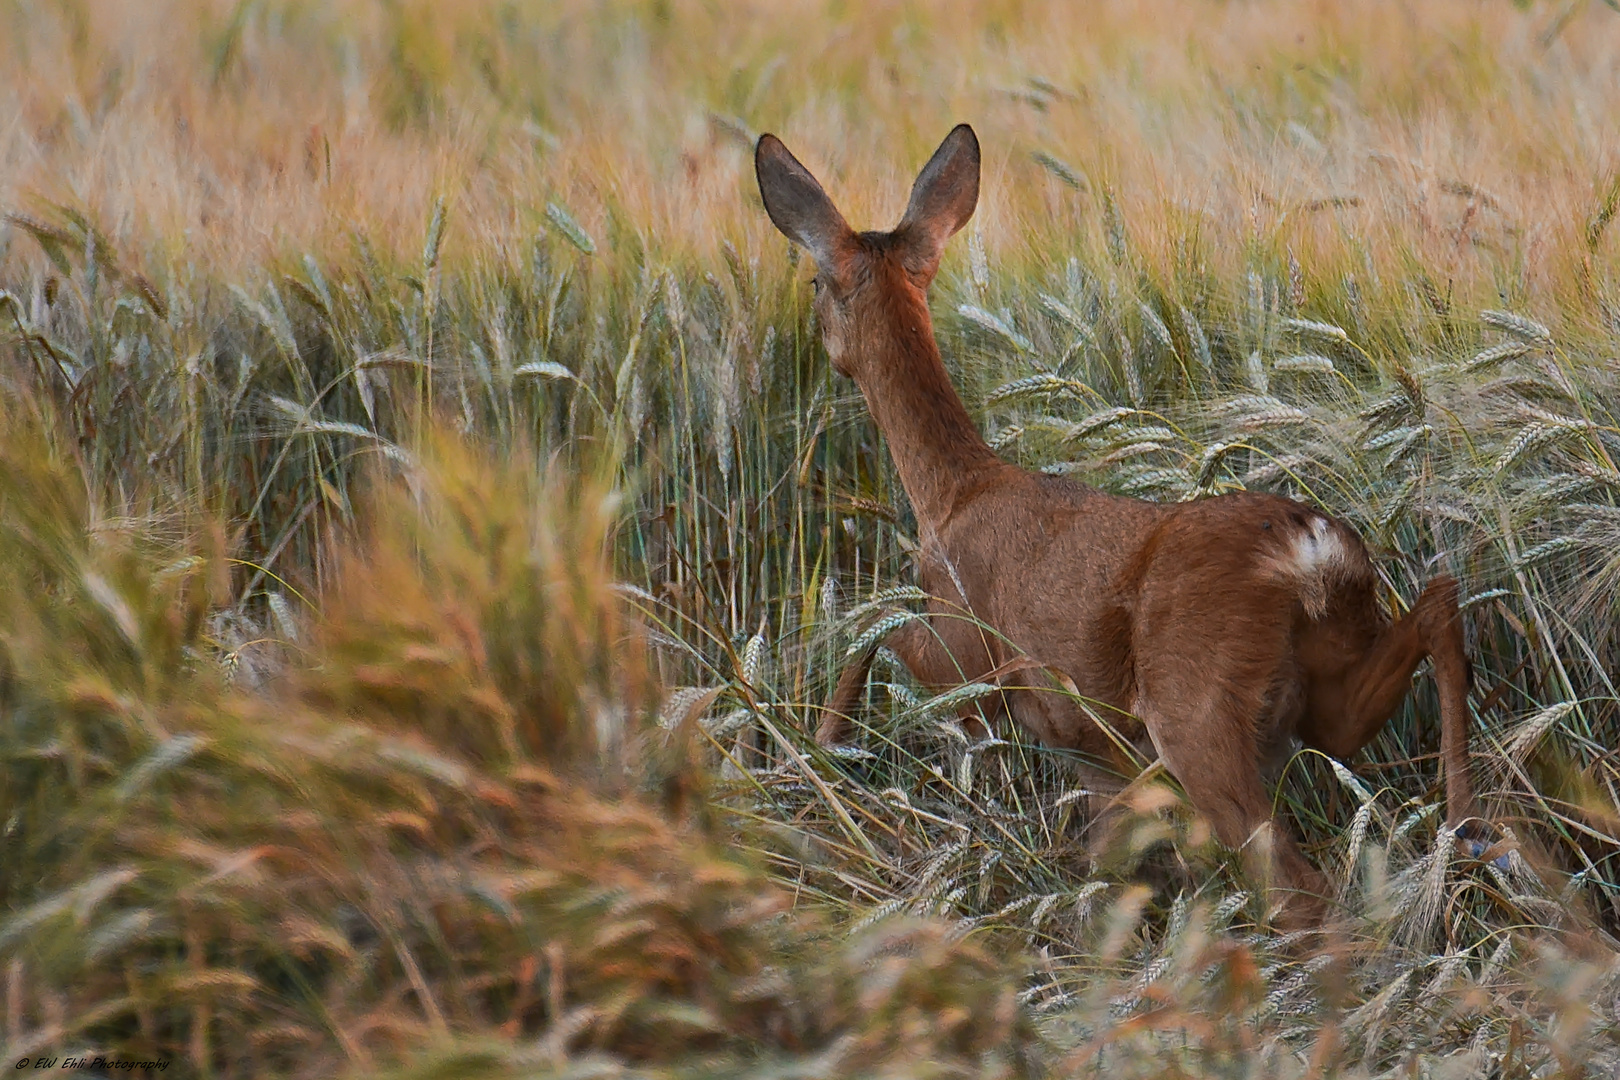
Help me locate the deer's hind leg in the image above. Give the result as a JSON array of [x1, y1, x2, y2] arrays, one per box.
[[1296, 575, 1475, 825], [1135, 691, 1330, 926], [1129, 607, 1331, 926]]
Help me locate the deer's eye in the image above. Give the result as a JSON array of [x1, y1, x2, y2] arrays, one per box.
[[811, 276, 823, 296]]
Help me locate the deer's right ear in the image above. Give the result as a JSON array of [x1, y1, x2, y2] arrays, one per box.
[[756, 134, 853, 278], [896, 124, 980, 285]]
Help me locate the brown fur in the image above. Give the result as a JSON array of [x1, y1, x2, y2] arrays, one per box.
[[759, 126, 1476, 928]]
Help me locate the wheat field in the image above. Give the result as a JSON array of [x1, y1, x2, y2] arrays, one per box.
[[3, 1, 1620, 1076]]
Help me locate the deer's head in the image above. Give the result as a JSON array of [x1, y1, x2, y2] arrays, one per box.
[[755, 125, 980, 379]]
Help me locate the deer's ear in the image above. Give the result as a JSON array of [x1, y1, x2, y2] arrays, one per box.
[[896, 124, 979, 284], [756, 135, 853, 278]]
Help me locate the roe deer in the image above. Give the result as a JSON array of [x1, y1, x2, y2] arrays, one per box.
[[755, 124, 1479, 925]]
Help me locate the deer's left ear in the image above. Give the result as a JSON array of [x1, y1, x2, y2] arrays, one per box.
[[896, 124, 980, 285], [756, 134, 856, 283]]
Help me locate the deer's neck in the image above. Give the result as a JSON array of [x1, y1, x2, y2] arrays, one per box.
[[854, 298, 1001, 529]]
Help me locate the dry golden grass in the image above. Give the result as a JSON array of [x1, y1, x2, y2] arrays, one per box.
[[3, 0, 1619, 315], [4, 2, 1620, 1076]]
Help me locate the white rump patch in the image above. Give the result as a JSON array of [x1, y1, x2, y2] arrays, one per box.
[[1288, 516, 1347, 576], [1264, 515, 1353, 621]]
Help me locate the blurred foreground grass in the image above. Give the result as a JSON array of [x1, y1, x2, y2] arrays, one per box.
[[4, 0, 1620, 1076]]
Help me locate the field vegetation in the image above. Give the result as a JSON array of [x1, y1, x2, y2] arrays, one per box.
[[4, 0, 1620, 1075]]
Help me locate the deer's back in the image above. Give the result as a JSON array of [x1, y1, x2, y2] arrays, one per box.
[[927, 471, 1385, 745], [931, 468, 1167, 627]]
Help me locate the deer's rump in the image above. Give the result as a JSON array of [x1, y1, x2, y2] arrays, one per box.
[[1074, 492, 1385, 753]]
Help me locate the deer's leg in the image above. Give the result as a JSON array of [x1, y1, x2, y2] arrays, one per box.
[[1298, 575, 1475, 825], [816, 616, 998, 746], [816, 640, 881, 746], [1137, 692, 1330, 928], [1129, 597, 1332, 926], [889, 617, 1003, 740]]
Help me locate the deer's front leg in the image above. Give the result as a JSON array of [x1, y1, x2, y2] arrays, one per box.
[[816, 615, 999, 745]]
